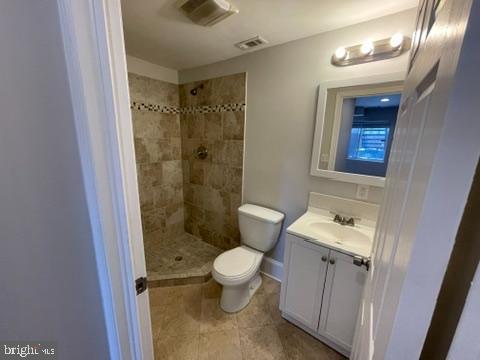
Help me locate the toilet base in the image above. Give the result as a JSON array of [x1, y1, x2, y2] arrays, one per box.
[[219, 272, 262, 313]]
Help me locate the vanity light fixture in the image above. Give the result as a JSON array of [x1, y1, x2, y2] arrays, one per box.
[[334, 47, 347, 60], [331, 34, 411, 67], [360, 40, 374, 55], [390, 33, 404, 49]]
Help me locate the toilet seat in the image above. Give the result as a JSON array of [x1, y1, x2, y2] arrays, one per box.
[[213, 246, 263, 286]]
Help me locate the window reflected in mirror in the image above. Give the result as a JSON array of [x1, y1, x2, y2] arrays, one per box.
[[337, 94, 400, 177]]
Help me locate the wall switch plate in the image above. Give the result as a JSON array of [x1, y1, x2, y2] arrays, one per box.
[[356, 184, 370, 200]]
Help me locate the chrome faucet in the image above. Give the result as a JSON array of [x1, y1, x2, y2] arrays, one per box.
[[333, 214, 355, 226]]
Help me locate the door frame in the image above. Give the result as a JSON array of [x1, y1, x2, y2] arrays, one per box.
[[56, 0, 152, 359]]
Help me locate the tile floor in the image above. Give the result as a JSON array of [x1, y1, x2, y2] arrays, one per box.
[[146, 233, 222, 286], [149, 275, 346, 360]]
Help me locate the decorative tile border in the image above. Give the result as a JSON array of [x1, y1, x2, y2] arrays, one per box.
[[130, 101, 246, 114], [130, 102, 180, 113], [181, 103, 246, 113]]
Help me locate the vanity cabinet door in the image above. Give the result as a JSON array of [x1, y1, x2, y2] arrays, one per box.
[[281, 234, 329, 331], [318, 250, 367, 351]]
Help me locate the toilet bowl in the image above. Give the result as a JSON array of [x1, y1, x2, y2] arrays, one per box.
[[212, 204, 284, 313]]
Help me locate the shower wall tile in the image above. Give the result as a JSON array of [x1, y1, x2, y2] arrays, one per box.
[[129, 73, 179, 107], [186, 114, 204, 138], [179, 72, 246, 107], [224, 167, 243, 194], [222, 111, 245, 140], [158, 114, 182, 138], [157, 138, 182, 161], [137, 163, 163, 187], [142, 208, 166, 234], [134, 138, 149, 164], [180, 73, 246, 250], [129, 73, 184, 250], [204, 113, 222, 140], [162, 160, 183, 185], [224, 140, 244, 168], [204, 163, 225, 190], [190, 160, 205, 185]]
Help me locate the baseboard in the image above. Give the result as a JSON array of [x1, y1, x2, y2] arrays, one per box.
[[261, 256, 283, 282]]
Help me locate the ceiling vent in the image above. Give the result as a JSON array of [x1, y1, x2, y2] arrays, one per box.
[[235, 36, 269, 50], [177, 0, 238, 26]]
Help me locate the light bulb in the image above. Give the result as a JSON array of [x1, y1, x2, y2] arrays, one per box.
[[360, 40, 374, 55], [334, 47, 347, 60], [390, 33, 404, 48]]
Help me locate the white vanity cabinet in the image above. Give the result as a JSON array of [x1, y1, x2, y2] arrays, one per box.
[[281, 234, 330, 329], [319, 250, 367, 351], [280, 233, 367, 356]]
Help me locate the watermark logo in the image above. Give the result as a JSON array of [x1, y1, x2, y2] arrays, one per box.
[[0, 342, 56, 360]]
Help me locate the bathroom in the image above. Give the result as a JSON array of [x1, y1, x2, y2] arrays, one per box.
[[121, 0, 475, 358], [4, 0, 480, 358], [122, 1, 416, 359]]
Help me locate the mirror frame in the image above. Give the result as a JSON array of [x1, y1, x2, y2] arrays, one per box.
[[310, 72, 405, 187]]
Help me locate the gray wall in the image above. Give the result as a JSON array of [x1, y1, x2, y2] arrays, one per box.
[[0, 1, 110, 358], [179, 9, 416, 262]]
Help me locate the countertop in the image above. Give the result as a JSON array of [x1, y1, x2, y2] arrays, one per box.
[[286, 207, 376, 258]]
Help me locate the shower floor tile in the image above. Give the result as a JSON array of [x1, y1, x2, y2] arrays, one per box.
[[146, 233, 222, 287]]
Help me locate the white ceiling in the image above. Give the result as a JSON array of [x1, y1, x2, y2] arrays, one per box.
[[121, 0, 418, 70]]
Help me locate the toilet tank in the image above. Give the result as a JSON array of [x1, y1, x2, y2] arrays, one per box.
[[238, 204, 284, 252]]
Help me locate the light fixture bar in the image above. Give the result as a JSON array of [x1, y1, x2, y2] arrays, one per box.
[[331, 36, 411, 67]]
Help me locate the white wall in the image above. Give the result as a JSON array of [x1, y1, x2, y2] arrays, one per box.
[[127, 55, 179, 84], [179, 9, 416, 261], [0, 1, 110, 358]]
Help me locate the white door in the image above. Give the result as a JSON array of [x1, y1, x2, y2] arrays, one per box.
[[352, 0, 480, 358], [57, 1, 153, 358], [319, 250, 367, 352], [281, 234, 329, 330]]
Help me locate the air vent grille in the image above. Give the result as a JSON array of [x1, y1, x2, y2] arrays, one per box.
[[235, 36, 268, 50], [181, 0, 209, 13]]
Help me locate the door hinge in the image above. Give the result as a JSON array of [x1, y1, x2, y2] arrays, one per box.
[[135, 276, 148, 295], [353, 256, 370, 271]]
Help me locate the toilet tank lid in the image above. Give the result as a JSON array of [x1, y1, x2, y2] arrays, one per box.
[[238, 204, 284, 224]]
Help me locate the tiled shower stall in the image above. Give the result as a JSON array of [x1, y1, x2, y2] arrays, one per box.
[[128, 72, 246, 286]]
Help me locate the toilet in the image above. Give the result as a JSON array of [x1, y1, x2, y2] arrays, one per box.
[[212, 204, 284, 313]]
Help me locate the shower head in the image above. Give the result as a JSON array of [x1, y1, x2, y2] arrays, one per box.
[[190, 84, 204, 96]]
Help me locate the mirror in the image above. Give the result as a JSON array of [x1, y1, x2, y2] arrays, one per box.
[[311, 73, 404, 187]]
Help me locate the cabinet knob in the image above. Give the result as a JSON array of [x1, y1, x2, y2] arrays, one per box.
[[329, 258, 336, 265], [321, 256, 327, 262]]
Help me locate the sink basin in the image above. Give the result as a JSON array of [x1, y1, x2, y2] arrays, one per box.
[[308, 221, 371, 247], [286, 209, 376, 258]]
